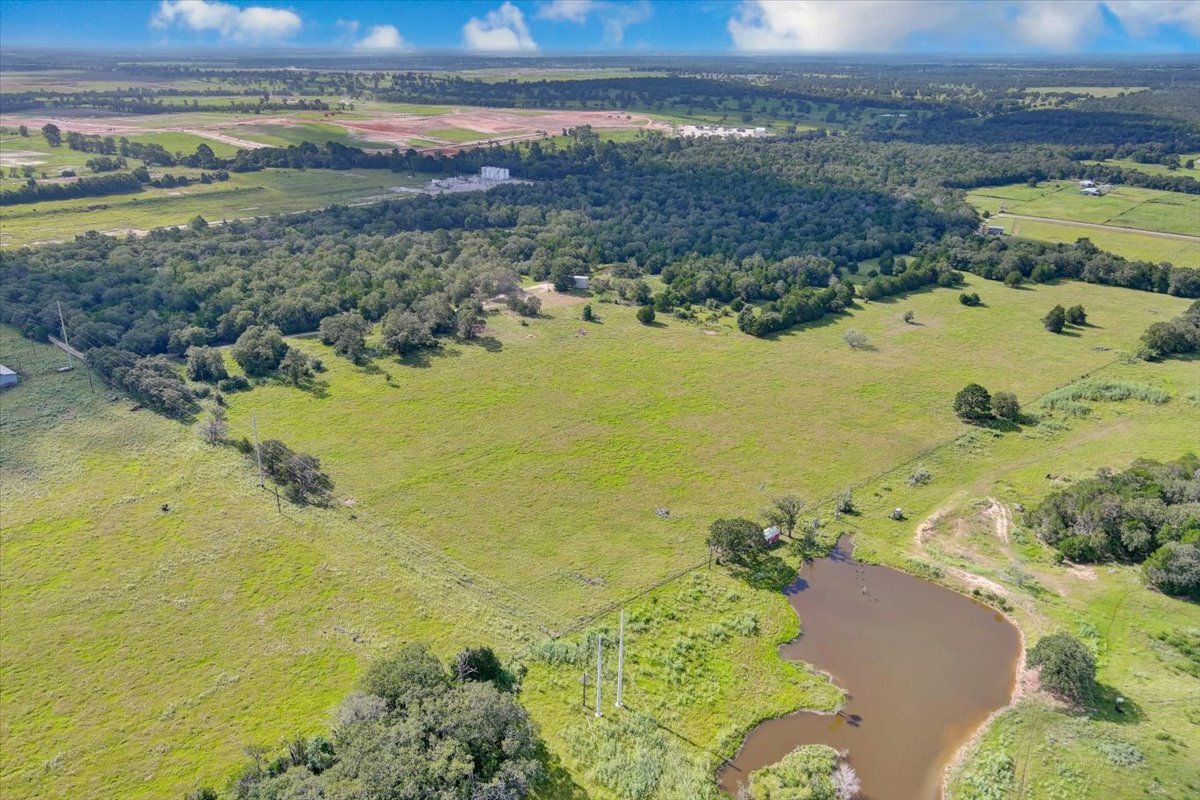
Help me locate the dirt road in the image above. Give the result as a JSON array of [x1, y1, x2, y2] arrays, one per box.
[[995, 212, 1200, 242]]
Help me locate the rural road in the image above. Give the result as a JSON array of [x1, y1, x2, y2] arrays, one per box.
[[996, 212, 1200, 242]]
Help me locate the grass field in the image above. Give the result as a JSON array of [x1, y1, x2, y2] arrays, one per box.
[[233, 121, 395, 150], [968, 180, 1200, 266], [0, 169, 428, 247], [2, 278, 1196, 799], [983, 216, 1200, 267], [967, 180, 1200, 237], [1082, 155, 1200, 181]]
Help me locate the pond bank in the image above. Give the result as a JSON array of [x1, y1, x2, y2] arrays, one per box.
[[718, 536, 1022, 799]]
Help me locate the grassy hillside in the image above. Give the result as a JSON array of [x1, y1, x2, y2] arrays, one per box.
[[2, 277, 1196, 799]]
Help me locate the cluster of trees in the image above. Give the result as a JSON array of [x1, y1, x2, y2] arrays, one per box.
[[953, 384, 1022, 423], [1026, 456, 1200, 598], [0, 172, 143, 206], [1140, 300, 1200, 359], [86, 347, 197, 418], [222, 644, 542, 800], [1042, 304, 1087, 334], [253, 439, 334, 506], [922, 235, 1199, 298]]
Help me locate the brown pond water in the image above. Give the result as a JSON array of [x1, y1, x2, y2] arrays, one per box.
[[718, 537, 1021, 799]]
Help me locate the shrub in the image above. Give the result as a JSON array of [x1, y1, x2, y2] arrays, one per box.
[[954, 383, 993, 420], [959, 292, 982, 306], [992, 391, 1021, 422], [908, 467, 932, 487], [581, 304, 596, 322], [636, 305, 656, 325], [1143, 542, 1200, 599], [1004, 271, 1024, 288], [1065, 304, 1087, 325], [843, 328, 869, 349], [749, 745, 839, 800], [903, 310, 915, 324], [217, 375, 250, 393], [1027, 632, 1095, 703]]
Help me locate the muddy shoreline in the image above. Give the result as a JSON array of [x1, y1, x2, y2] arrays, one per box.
[[718, 537, 1022, 799]]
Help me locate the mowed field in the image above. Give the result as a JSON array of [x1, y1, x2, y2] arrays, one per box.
[[0, 169, 429, 247], [1, 278, 1197, 799], [967, 180, 1200, 266]]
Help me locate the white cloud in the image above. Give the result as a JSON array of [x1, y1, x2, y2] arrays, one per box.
[[463, 2, 538, 51], [355, 24, 406, 50], [1011, 1, 1105, 50], [538, 0, 652, 45], [727, 0, 1200, 52], [1104, 0, 1200, 36], [728, 1, 968, 52], [151, 0, 302, 42], [538, 0, 594, 23]]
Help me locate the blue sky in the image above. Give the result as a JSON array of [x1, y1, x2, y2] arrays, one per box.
[[1, 1, 1198, 54]]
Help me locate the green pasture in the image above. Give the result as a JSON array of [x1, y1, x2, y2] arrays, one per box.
[[0, 169, 426, 247], [222, 279, 1189, 619], [967, 180, 1200, 236], [994, 217, 1199, 267], [0, 329, 524, 800], [232, 121, 395, 149], [1082, 155, 1200, 181], [424, 126, 497, 142], [1, 276, 1196, 799]]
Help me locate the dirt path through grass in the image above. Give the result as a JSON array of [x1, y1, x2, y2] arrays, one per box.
[[996, 212, 1200, 241]]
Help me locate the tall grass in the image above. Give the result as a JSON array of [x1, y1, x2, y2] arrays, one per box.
[[1039, 379, 1169, 416]]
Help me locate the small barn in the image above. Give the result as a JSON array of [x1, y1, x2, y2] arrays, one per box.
[[1081, 187, 1101, 196], [572, 275, 590, 290], [1079, 179, 1096, 189], [0, 365, 18, 389], [985, 225, 1005, 236], [763, 526, 781, 546]]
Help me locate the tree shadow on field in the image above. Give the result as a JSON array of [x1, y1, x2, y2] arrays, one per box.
[[729, 552, 797, 591], [1087, 683, 1145, 725], [536, 744, 588, 800], [396, 345, 461, 369], [467, 335, 503, 352], [299, 379, 330, 399], [761, 313, 840, 342]]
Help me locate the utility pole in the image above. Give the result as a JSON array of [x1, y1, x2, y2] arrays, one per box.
[[615, 609, 625, 709], [56, 300, 73, 369], [252, 411, 264, 487], [594, 634, 603, 717], [580, 671, 588, 710]]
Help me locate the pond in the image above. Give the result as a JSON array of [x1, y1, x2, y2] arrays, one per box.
[[718, 536, 1021, 799]]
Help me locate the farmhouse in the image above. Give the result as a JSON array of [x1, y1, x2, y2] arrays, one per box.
[[0, 364, 18, 388], [984, 225, 1005, 236]]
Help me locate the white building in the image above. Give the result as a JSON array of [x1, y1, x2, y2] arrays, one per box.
[[572, 275, 590, 290], [0, 365, 18, 389], [481, 166, 510, 181]]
